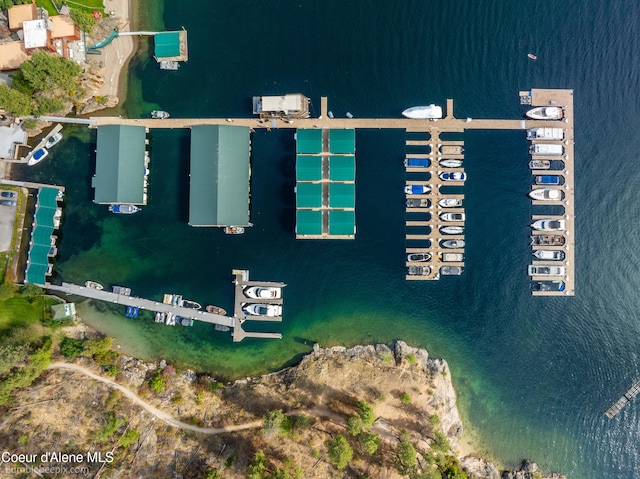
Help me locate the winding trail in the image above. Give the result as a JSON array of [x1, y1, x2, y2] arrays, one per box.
[[47, 363, 262, 434]]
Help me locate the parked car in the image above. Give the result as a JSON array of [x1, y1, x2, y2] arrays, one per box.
[[0, 191, 16, 199], [1, 200, 16, 207]]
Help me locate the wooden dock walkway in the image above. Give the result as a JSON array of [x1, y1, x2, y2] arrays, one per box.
[[605, 380, 640, 418]]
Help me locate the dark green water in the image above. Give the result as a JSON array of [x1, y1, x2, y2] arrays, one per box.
[[16, 1, 640, 477]]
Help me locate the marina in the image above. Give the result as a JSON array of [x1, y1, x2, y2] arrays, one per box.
[[45, 268, 285, 342]]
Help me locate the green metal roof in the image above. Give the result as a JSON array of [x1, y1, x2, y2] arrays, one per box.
[[296, 129, 323, 154], [38, 187, 61, 208], [329, 155, 355, 181], [29, 244, 51, 261], [296, 155, 323, 181], [32, 225, 53, 246], [26, 262, 49, 285], [93, 125, 147, 204], [329, 129, 355, 154], [154, 31, 181, 58], [189, 125, 251, 227], [329, 210, 355, 236], [51, 303, 76, 320], [296, 182, 323, 208], [35, 207, 56, 229], [296, 210, 323, 235], [329, 183, 355, 208]]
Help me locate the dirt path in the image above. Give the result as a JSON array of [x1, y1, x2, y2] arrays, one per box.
[[47, 362, 263, 434]]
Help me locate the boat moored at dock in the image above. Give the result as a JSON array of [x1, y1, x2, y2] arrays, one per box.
[[402, 104, 443, 119], [440, 212, 465, 222], [244, 286, 282, 299], [407, 265, 431, 276], [85, 280, 104, 290], [405, 185, 431, 195], [529, 160, 550, 170], [438, 198, 463, 208], [407, 252, 431, 262], [180, 298, 202, 309], [531, 219, 566, 231], [532, 280, 565, 292], [528, 188, 563, 201], [404, 158, 430, 167], [439, 159, 463, 168], [243, 303, 282, 317], [526, 128, 564, 140], [206, 305, 227, 315], [533, 250, 565, 261], [406, 198, 431, 208], [525, 106, 563, 120], [224, 226, 245, 235], [441, 239, 465, 249], [528, 265, 566, 276], [440, 266, 463, 276], [530, 144, 563, 156], [439, 171, 466, 182], [530, 234, 565, 246], [151, 110, 170, 119], [440, 225, 464, 235], [109, 204, 141, 214], [535, 175, 561, 185]]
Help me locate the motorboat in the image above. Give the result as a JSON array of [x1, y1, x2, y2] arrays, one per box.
[[27, 147, 48, 166], [439, 252, 464, 262], [180, 318, 194, 327], [439, 159, 463, 168], [528, 188, 563, 201], [525, 106, 563, 120], [405, 185, 431, 195], [528, 160, 550, 170], [402, 104, 443, 119], [243, 303, 282, 317], [45, 132, 63, 148], [244, 286, 282, 299], [526, 128, 563, 140], [407, 253, 431, 262], [180, 298, 202, 309], [438, 198, 463, 208], [225, 226, 245, 234], [439, 145, 464, 155], [154, 312, 164, 323], [532, 280, 565, 292], [109, 204, 141, 214], [530, 144, 563, 156], [85, 280, 104, 290], [404, 158, 430, 167], [530, 234, 565, 246], [533, 250, 565, 261], [531, 219, 565, 231], [528, 53, 537, 60], [439, 171, 466, 182], [406, 198, 431, 208], [151, 110, 170, 119], [439, 225, 464, 235], [440, 266, 462, 275], [439, 212, 465, 222], [535, 175, 560, 185], [441, 239, 465, 249], [528, 265, 565, 276], [206, 305, 227, 315], [407, 265, 431, 276]]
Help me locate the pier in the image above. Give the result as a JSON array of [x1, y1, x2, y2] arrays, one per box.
[[605, 381, 640, 418], [87, 88, 574, 295], [232, 269, 286, 323], [46, 273, 284, 342]]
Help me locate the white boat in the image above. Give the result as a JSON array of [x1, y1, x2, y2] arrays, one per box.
[[27, 147, 48, 166], [525, 106, 563, 120], [526, 128, 564, 140], [439, 171, 466, 182], [528, 188, 563, 201], [528, 265, 565, 276], [45, 132, 63, 148], [408, 265, 431, 276], [532, 250, 565, 261], [405, 185, 431, 195], [441, 239, 465, 249], [439, 212, 465, 222], [244, 286, 282, 299], [440, 266, 462, 275], [109, 204, 141, 214], [439, 159, 463, 168], [243, 303, 282, 317], [224, 226, 245, 235], [529, 144, 563, 156], [402, 104, 443, 119], [438, 198, 463, 208], [439, 252, 464, 262], [531, 219, 565, 231], [85, 280, 104, 290], [439, 226, 464, 235], [407, 253, 431, 262], [151, 110, 170, 119]]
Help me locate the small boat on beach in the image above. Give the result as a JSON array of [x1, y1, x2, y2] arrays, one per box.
[[402, 104, 443, 119], [109, 204, 141, 214], [525, 106, 563, 120], [224, 226, 245, 235], [528, 53, 537, 60], [439, 159, 463, 168], [206, 305, 227, 315], [151, 110, 170, 119], [180, 299, 202, 310], [85, 280, 104, 290]]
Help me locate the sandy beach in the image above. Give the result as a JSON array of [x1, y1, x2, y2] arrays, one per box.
[[98, 0, 135, 100]]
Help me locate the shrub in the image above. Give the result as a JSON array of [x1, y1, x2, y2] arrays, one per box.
[[150, 372, 165, 393], [246, 450, 267, 479], [60, 337, 84, 360], [357, 401, 376, 427], [396, 429, 417, 473], [400, 393, 411, 404], [118, 428, 139, 448], [326, 435, 353, 470], [359, 431, 380, 454], [95, 412, 123, 443], [346, 415, 363, 436], [20, 284, 43, 299], [406, 353, 417, 364]]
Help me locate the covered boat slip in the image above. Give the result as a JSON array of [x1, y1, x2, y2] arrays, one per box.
[[295, 128, 355, 239], [153, 30, 188, 62], [25, 187, 63, 285], [189, 125, 251, 227], [92, 125, 148, 205], [253, 94, 310, 118]]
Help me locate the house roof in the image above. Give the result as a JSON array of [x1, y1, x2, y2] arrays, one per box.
[[23, 19, 49, 49], [189, 125, 251, 227], [92, 125, 147, 204], [49, 15, 78, 39], [0, 41, 29, 71], [8, 2, 37, 31]]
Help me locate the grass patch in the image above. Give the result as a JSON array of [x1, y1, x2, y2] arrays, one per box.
[[35, 0, 59, 16], [65, 0, 105, 12], [0, 296, 56, 335]]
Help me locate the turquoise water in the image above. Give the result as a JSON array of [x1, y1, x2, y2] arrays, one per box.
[[15, 1, 640, 477]]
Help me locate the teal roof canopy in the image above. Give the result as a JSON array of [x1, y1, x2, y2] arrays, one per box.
[[189, 125, 251, 227], [329, 210, 355, 236], [93, 125, 147, 204], [38, 187, 61, 208], [329, 155, 355, 181], [329, 129, 355, 154], [296, 182, 323, 208], [296, 155, 323, 181], [26, 263, 49, 285], [296, 210, 323, 235], [296, 129, 323, 154], [154, 32, 181, 58], [329, 183, 355, 208]]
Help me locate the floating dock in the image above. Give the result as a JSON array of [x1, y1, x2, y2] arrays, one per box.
[[605, 381, 640, 418]]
